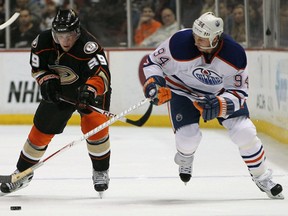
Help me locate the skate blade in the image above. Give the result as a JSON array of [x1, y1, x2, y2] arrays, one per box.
[[98, 191, 104, 199], [267, 192, 284, 200], [0, 191, 8, 197], [0, 182, 29, 196]]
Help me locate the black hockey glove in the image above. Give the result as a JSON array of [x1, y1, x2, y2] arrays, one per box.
[[77, 84, 97, 114], [143, 75, 171, 106], [193, 94, 234, 121], [38, 72, 61, 103]]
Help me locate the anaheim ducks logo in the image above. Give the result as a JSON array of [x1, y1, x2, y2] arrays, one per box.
[[48, 65, 79, 85], [192, 67, 222, 85], [84, 42, 98, 54]]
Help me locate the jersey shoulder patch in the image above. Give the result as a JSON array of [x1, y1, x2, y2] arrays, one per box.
[[218, 34, 247, 69], [169, 29, 201, 61], [84, 41, 99, 54], [31, 30, 52, 50], [31, 35, 39, 48]]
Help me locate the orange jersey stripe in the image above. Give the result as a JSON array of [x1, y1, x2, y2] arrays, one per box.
[[245, 150, 265, 164]]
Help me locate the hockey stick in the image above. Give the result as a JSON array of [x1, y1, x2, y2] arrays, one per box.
[[0, 12, 20, 30], [0, 98, 149, 184], [187, 91, 204, 102], [59, 96, 153, 127]]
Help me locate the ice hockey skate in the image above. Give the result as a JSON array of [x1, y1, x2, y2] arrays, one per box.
[[92, 169, 110, 198], [0, 170, 34, 194], [252, 169, 284, 199], [174, 152, 194, 184]]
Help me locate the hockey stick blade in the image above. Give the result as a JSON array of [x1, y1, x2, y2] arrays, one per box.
[[0, 168, 33, 184], [0, 13, 20, 30], [125, 102, 153, 126], [59, 96, 152, 127], [0, 98, 148, 184], [88, 101, 153, 127]]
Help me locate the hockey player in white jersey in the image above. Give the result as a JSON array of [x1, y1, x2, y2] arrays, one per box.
[[142, 12, 284, 199]]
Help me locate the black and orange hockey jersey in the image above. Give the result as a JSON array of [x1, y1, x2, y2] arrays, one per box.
[[30, 28, 111, 102]]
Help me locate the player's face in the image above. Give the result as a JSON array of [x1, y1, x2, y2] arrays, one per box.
[[193, 34, 212, 52], [55, 31, 78, 52]]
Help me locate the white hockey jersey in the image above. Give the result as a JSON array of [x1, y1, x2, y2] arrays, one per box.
[[143, 28, 248, 112]]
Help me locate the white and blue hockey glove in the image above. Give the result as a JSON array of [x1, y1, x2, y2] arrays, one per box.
[[194, 94, 234, 121], [143, 75, 171, 106]]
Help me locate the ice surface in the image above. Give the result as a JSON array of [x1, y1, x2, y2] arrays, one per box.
[[0, 125, 287, 216]]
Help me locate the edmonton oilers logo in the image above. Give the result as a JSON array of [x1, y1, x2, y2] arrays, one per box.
[[192, 68, 222, 85], [176, 113, 183, 122]]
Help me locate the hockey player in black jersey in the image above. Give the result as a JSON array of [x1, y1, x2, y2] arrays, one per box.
[[1, 9, 112, 197]]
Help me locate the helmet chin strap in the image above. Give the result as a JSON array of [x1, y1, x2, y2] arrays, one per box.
[[52, 30, 59, 44]]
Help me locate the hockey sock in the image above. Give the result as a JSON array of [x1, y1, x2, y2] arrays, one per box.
[[16, 139, 47, 172], [86, 137, 110, 171]]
